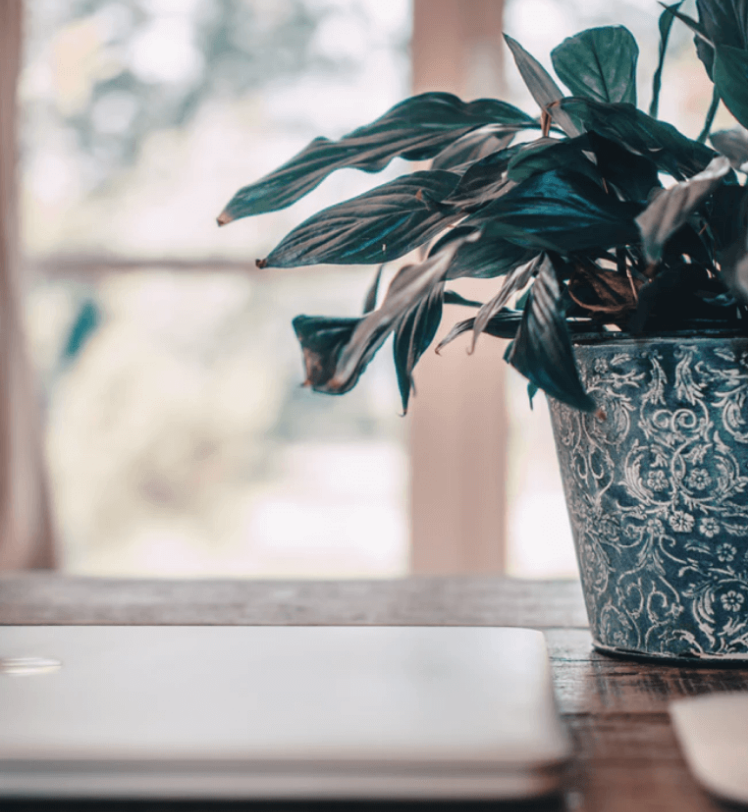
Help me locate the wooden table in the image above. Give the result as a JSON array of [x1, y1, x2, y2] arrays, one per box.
[[1, 574, 746, 811]]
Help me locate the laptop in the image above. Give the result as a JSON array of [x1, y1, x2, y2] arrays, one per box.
[[0, 626, 570, 800]]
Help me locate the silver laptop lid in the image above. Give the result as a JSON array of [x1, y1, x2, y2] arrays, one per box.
[[0, 626, 570, 799]]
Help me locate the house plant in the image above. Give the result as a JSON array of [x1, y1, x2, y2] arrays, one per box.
[[218, 3, 748, 662]]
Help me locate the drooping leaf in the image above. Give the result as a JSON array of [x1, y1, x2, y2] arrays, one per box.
[[362, 266, 384, 313], [431, 128, 516, 171], [470, 254, 544, 351], [559, 97, 716, 179], [260, 171, 461, 268], [636, 155, 731, 262], [651, 3, 684, 118], [711, 127, 748, 168], [467, 169, 642, 253], [551, 26, 639, 106], [300, 237, 470, 395], [293, 316, 362, 390], [436, 309, 523, 352], [505, 258, 596, 412], [506, 136, 598, 185], [217, 93, 537, 224], [717, 187, 748, 299], [713, 44, 748, 130], [503, 34, 583, 137], [429, 226, 537, 279], [393, 282, 444, 413]]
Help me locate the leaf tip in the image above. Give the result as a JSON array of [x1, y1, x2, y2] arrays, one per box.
[[217, 210, 233, 227], [256, 258, 268, 269]]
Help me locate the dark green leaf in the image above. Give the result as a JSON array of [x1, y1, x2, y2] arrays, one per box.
[[506, 137, 598, 185], [651, 3, 684, 118], [471, 254, 543, 351], [588, 132, 661, 202], [711, 127, 748, 167], [505, 258, 596, 412], [559, 97, 716, 178], [300, 237, 470, 395], [362, 266, 384, 314], [217, 93, 536, 223], [695, 0, 748, 76], [261, 171, 460, 268], [467, 169, 642, 253], [503, 34, 583, 137], [714, 44, 748, 130], [431, 129, 516, 171], [430, 226, 537, 279], [446, 144, 525, 207], [393, 283, 444, 413], [293, 315, 362, 390], [551, 26, 639, 106], [436, 309, 523, 352], [636, 156, 731, 262], [709, 183, 748, 248], [443, 291, 483, 307]]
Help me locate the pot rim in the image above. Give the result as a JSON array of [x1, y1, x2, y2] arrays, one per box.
[[571, 327, 748, 346]]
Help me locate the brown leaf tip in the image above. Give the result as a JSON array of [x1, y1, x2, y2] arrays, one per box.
[[256, 258, 268, 269], [216, 211, 233, 227], [415, 188, 424, 202]]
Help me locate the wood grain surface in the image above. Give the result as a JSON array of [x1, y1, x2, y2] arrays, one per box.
[[1, 575, 746, 811]]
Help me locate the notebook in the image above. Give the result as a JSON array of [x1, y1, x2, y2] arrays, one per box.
[[0, 625, 570, 800], [671, 693, 748, 805]]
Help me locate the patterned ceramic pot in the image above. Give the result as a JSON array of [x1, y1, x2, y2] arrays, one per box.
[[548, 332, 748, 662]]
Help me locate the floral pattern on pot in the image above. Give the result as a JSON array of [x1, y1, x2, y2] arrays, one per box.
[[548, 335, 748, 662]]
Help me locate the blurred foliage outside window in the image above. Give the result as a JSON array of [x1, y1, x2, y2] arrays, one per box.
[[21, 0, 411, 577]]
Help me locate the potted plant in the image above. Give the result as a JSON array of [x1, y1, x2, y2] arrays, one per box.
[[218, 3, 748, 662]]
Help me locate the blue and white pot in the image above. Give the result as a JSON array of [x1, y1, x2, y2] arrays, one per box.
[[549, 333, 748, 662]]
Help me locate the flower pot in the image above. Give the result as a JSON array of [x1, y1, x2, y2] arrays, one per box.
[[548, 332, 748, 663]]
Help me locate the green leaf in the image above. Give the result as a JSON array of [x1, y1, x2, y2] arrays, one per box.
[[260, 171, 460, 268], [588, 132, 661, 202], [651, 3, 684, 118], [293, 316, 362, 390], [217, 93, 536, 224], [697, 87, 721, 143], [446, 144, 524, 208], [436, 309, 523, 352], [551, 26, 639, 106], [506, 137, 599, 185], [714, 44, 748, 130], [505, 258, 596, 412], [470, 254, 543, 351], [295, 237, 470, 396], [431, 129, 515, 171], [362, 266, 384, 314], [503, 34, 583, 137], [636, 155, 731, 262], [393, 283, 444, 413], [559, 97, 716, 179], [430, 226, 537, 279], [443, 291, 483, 307], [695, 0, 748, 76], [467, 169, 642, 253]]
